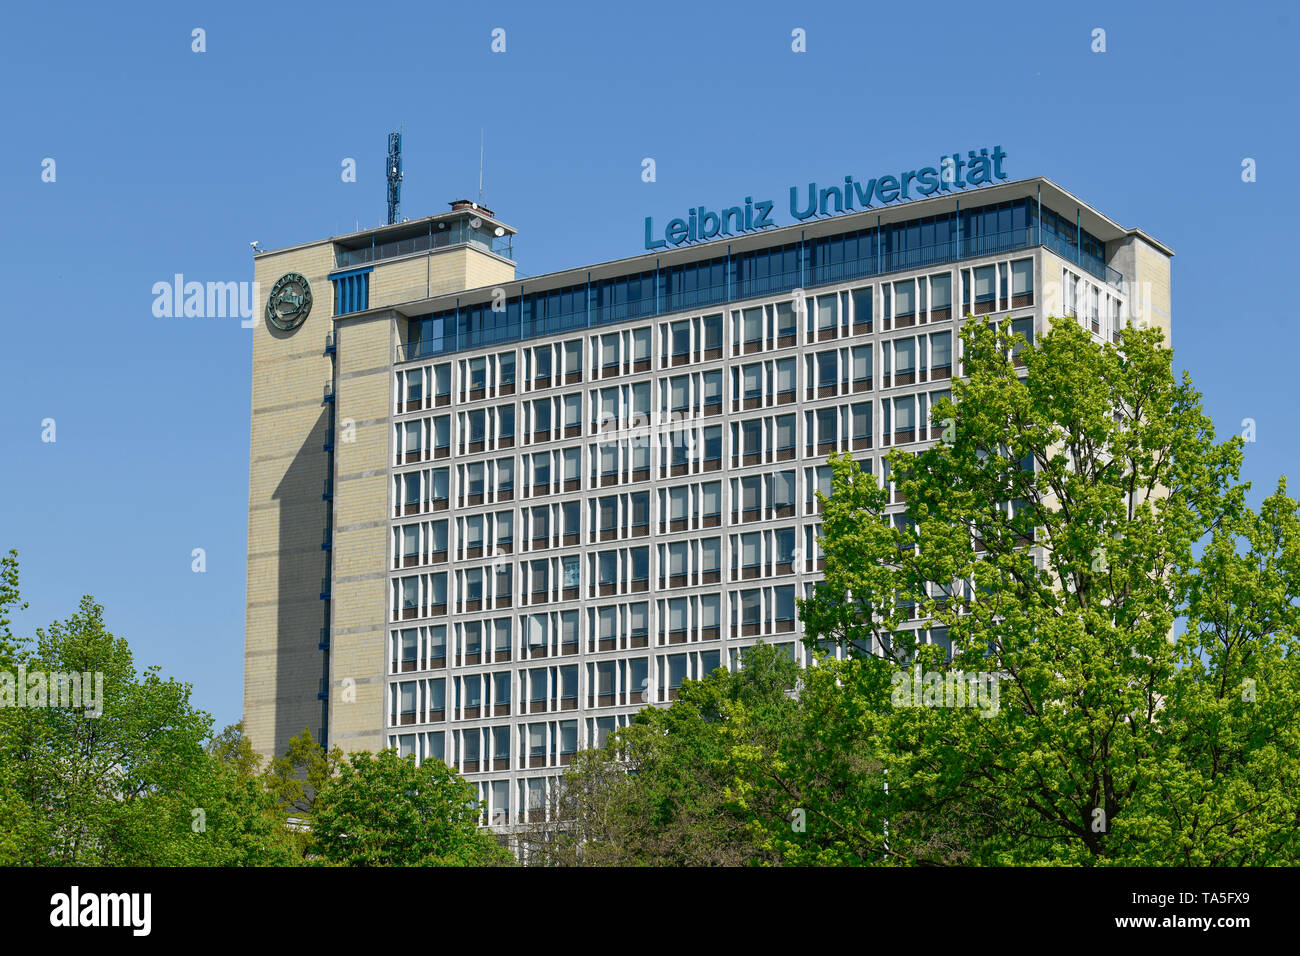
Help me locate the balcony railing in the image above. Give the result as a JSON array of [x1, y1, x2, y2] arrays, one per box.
[[397, 227, 1125, 363], [335, 223, 514, 269]]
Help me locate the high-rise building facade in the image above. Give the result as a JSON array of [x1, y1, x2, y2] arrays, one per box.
[[244, 177, 1171, 829]]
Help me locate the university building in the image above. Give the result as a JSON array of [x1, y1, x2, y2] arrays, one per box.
[[244, 175, 1172, 828]]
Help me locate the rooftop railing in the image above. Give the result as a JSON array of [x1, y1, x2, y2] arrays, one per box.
[[336, 223, 514, 270], [396, 228, 1125, 363]]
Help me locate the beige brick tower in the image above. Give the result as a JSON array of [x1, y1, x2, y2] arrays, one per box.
[[244, 204, 516, 761]]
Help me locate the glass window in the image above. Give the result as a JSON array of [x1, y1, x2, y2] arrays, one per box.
[[974, 265, 996, 301], [764, 415, 789, 451], [499, 351, 516, 386], [703, 314, 722, 351], [631, 382, 651, 419], [772, 471, 795, 507], [561, 610, 579, 646], [816, 465, 833, 499], [668, 654, 688, 689], [703, 370, 722, 405], [700, 594, 720, 628], [852, 403, 871, 438], [629, 658, 648, 695], [701, 537, 720, 572], [406, 371, 424, 403], [852, 345, 871, 381], [465, 567, 483, 601], [775, 586, 795, 621], [776, 358, 796, 393], [530, 506, 550, 539], [743, 307, 763, 342], [817, 294, 837, 330], [817, 351, 836, 386], [668, 486, 689, 521], [670, 376, 690, 410], [894, 396, 915, 431], [532, 399, 551, 432], [672, 321, 690, 355], [1011, 259, 1033, 296], [700, 650, 721, 677], [532, 452, 550, 484], [631, 547, 649, 581], [598, 443, 617, 475], [463, 621, 483, 654], [930, 331, 952, 368], [704, 426, 721, 461], [816, 407, 837, 442], [403, 472, 421, 504], [776, 301, 797, 336], [894, 338, 915, 372], [464, 515, 483, 548], [775, 528, 795, 563], [1011, 317, 1034, 360], [702, 482, 721, 516], [930, 273, 951, 309], [894, 281, 914, 316], [469, 357, 487, 390], [632, 327, 651, 362], [496, 458, 514, 491], [601, 332, 619, 368], [851, 286, 872, 324], [630, 603, 649, 637], [560, 721, 578, 754], [668, 597, 688, 631]]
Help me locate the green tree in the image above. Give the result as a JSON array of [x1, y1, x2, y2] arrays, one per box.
[[263, 726, 343, 818], [800, 315, 1300, 865], [0, 552, 303, 866], [308, 748, 510, 866], [1, 594, 215, 864], [521, 643, 901, 866], [0, 549, 39, 863], [184, 723, 302, 866]]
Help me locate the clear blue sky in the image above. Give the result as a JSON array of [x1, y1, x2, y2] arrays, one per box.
[[2, 0, 1296, 733]]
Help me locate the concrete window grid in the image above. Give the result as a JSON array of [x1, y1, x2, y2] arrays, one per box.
[[362, 246, 1135, 827]]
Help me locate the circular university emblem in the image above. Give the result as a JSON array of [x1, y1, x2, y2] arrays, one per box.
[[266, 273, 313, 331]]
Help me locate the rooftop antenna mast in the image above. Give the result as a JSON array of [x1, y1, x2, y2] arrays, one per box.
[[387, 129, 403, 225], [478, 129, 484, 205]]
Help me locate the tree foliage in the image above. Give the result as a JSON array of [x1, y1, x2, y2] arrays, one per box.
[[0, 553, 500, 867], [309, 748, 511, 867], [797, 316, 1300, 864]]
